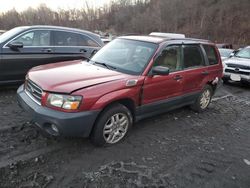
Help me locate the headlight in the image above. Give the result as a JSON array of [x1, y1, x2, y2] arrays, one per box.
[[47, 93, 82, 110]]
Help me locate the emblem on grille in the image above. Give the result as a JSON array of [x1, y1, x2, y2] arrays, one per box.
[[234, 68, 240, 72]]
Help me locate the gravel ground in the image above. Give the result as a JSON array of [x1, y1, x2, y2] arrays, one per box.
[[0, 83, 250, 188]]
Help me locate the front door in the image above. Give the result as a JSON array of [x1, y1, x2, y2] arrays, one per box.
[[1, 30, 54, 82], [141, 45, 184, 114]]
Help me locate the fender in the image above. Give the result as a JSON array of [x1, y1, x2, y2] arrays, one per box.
[[90, 87, 141, 111]]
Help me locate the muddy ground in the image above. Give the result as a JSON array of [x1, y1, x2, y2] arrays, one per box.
[[0, 83, 250, 188]]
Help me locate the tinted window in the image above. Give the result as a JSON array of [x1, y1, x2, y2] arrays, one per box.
[[12, 30, 51, 46], [53, 31, 99, 47], [154, 45, 182, 72], [183, 45, 204, 68], [203, 45, 219, 65]]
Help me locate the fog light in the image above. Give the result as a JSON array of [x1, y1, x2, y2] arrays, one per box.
[[51, 124, 59, 133]]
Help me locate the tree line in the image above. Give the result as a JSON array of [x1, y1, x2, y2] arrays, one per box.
[[0, 0, 249, 45]]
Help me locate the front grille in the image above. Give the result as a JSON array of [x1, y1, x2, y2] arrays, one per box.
[[225, 69, 250, 76], [227, 63, 250, 70], [25, 80, 43, 104]]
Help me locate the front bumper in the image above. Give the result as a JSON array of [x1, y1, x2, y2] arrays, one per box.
[[17, 85, 100, 137], [223, 72, 250, 83]]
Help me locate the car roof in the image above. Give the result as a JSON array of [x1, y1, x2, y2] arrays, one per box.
[[119, 35, 212, 45], [23, 25, 92, 34]]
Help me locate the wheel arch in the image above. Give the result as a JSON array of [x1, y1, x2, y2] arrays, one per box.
[[90, 98, 136, 136]]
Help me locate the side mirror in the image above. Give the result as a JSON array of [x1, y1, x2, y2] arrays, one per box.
[[7, 41, 23, 50], [152, 66, 170, 76]]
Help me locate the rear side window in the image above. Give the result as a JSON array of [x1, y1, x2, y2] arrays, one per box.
[[183, 45, 204, 68], [53, 31, 99, 47], [203, 45, 219, 65]]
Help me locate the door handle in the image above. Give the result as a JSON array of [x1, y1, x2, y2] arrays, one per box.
[[201, 71, 209, 75], [42, 48, 52, 53], [173, 75, 183, 81], [80, 49, 87, 53]]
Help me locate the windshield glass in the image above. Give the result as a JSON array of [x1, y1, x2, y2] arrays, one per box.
[[0, 27, 27, 43], [218, 49, 233, 57], [91, 38, 158, 75], [235, 47, 250, 59]]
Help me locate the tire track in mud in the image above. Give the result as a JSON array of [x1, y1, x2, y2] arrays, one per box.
[[69, 96, 250, 188], [0, 86, 250, 187]]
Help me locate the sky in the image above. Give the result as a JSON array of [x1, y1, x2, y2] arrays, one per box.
[[0, 0, 113, 12]]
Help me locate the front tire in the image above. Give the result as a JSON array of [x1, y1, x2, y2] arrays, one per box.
[[191, 85, 213, 112], [90, 104, 133, 146]]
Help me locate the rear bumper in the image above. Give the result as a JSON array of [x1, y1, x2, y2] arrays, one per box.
[[17, 85, 100, 137]]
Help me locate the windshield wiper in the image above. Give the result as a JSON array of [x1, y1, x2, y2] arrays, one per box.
[[91, 61, 117, 70]]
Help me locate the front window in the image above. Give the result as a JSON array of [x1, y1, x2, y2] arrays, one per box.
[[12, 30, 51, 46], [154, 45, 182, 72], [91, 39, 158, 75], [235, 47, 250, 59]]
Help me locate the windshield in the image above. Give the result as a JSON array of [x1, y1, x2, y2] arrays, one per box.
[[91, 38, 158, 75], [235, 47, 250, 59], [0, 27, 28, 43], [218, 49, 233, 57]]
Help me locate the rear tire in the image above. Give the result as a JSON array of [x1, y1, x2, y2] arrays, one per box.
[[191, 85, 213, 112], [90, 104, 133, 146]]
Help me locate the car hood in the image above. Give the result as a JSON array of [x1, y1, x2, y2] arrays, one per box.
[[224, 57, 250, 66], [28, 60, 129, 93]]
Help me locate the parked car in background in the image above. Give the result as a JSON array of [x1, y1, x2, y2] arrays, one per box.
[[218, 48, 234, 68], [216, 43, 233, 49], [101, 37, 112, 45], [0, 30, 6, 35], [17, 35, 222, 146], [218, 48, 234, 61], [0, 25, 104, 85], [223, 46, 250, 84]]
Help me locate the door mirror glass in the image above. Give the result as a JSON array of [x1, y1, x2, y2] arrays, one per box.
[[152, 66, 170, 75], [7, 41, 23, 50]]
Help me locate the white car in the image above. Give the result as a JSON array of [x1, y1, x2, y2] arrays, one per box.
[[223, 46, 250, 84]]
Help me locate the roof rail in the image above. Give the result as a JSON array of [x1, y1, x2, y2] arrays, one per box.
[[149, 32, 185, 38]]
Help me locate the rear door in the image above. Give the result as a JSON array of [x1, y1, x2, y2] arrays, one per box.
[[1, 29, 54, 82], [51, 30, 101, 62], [182, 44, 209, 94], [141, 45, 184, 113], [202, 44, 223, 80]]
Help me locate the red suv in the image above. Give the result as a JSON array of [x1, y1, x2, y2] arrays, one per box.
[[17, 36, 222, 146]]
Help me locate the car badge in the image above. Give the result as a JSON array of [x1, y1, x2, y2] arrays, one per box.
[[234, 68, 240, 72]]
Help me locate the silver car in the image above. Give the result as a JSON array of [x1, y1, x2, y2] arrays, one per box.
[[223, 46, 250, 84]]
